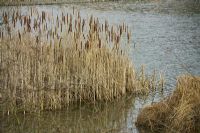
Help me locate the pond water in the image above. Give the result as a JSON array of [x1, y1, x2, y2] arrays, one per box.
[[0, 0, 200, 132]]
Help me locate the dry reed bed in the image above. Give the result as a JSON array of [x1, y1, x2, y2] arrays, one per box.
[[0, 8, 161, 114], [136, 75, 200, 133]]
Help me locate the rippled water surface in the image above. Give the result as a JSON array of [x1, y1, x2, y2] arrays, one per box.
[[0, 1, 200, 132]]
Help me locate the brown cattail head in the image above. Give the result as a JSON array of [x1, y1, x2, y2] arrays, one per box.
[[82, 19, 85, 32], [89, 15, 93, 29], [73, 32, 76, 40], [18, 30, 21, 42], [116, 35, 120, 44], [111, 26, 114, 35], [119, 26, 123, 36], [12, 12, 15, 24], [111, 32, 114, 42], [16, 10, 19, 19], [24, 16, 27, 25], [61, 23, 62, 32], [33, 19, 37, 30], [13, 20, 16, 28], [3, 12, 8, 24], [57, 19, 60, 28], [27, 23, 31, 32], [75, 19, 77, 30], [68, 23, 72, 33], [85, 40, 90, 50], [108, 31, 111, 42], [56, 15, 59, 26], [42, 11, 46, 23], [7, 25, 11, 34], [127, 31, 131, 43], [98, 38, 101, 49], [66, 13, 68, 24], [31, 7, 33, 17], [70, 14, 72, 24], [78, 19, 81, 32], [63, 14, 66, 24], [36, 36, 39, 44], [59, 38, 62, 47], [105, 20, 108, 32]]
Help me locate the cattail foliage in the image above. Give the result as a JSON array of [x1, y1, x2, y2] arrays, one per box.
[[0, 8, 159, 114]]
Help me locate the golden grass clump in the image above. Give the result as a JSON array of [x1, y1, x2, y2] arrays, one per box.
[[135, 75, 200, 133], [0, 8, 158, 114]]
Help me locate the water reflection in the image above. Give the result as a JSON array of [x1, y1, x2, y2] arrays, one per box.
[[1, 96, 138, 133]]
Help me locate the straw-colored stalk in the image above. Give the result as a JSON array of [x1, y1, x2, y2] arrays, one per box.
[[136, 75, 200, 133], [0, 8, 161, 114]]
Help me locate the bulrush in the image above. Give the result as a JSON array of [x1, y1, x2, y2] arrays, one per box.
[[2, 31, 3, 39], [42, 11, 46, 23], [127, 31, 131, 43], [119, 25, 123, 36], [0, 8, 159, 114], [66, 13, 69, 24], [13, 19, 16, 28], [82, 19, 85, 32], [3, 12, 8, 24], [18, 30, 21, 42], [98, 37, 101, 48], [105, 20, 108, 32]]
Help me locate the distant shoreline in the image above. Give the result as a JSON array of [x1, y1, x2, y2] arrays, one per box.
[[1, 0, 199, 7], [0, 0, 159, 7], [0, 1, 110, 6]]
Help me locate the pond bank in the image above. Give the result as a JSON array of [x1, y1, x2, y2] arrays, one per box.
[[136, 75, 200, 133]]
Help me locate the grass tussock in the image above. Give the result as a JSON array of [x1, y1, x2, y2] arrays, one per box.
[[0, 8, 160, 114], [135, 75, 200, 133]]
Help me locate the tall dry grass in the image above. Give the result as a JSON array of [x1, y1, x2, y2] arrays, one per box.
[[135, 75, 200, 133], [0, 8, 162, 114]]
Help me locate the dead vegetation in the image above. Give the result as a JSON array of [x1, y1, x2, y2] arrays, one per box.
[[0, 7, 163, 114], [136, 75, 200, 133]]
